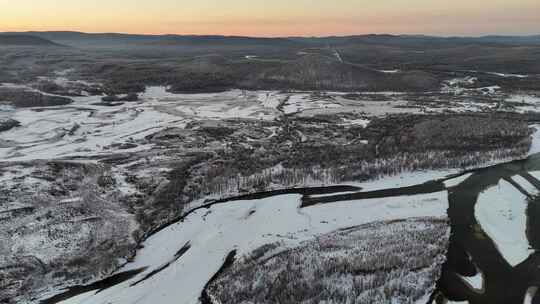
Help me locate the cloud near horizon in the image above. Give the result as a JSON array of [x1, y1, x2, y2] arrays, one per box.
[[1, 0, 539, 36]]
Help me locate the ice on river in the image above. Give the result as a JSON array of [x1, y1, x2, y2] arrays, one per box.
[[475, 178, 534, 267], [47, 190, 448, 304]]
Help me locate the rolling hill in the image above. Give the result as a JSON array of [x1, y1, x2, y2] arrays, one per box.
[[0, 34, 62, 46]]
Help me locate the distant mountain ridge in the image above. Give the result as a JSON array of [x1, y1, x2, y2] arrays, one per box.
[[1, 31, 539, 48], [0, 34, 62, 46], [0, 31, 302, 48], [290, 34, 540, 47]]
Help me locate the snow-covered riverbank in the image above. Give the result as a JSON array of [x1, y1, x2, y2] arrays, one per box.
[[38, 189, 449, 304]]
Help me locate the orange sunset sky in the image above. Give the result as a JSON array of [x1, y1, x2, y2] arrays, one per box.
[[1, 0, 539, 36]]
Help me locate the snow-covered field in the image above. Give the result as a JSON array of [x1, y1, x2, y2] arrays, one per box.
[[3, 80, 540, 162], [39, 190, 449, 304], [475, 178, 535, 267], [0, 85, 390, 161], [0, 86, 282, 161], [506, 94, 540, 114], [281, 93, 343, 114]]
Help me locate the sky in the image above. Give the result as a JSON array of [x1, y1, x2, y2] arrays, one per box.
[[0, 0, 539, 37]]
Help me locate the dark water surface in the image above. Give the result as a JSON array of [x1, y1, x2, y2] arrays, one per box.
[[431, 154, 540, 304], [297, 154, 540, 303]]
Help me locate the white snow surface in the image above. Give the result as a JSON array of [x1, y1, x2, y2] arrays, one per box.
[[458, 270, 484, 293], [47, 190, 448, 304], [530, 171, 540, 182], [488, 72, 528, 78], [0, 87, 287, 161], [0, 90, 185, 161], [528, 125, 540, 156], [4, 83, 540, 162], [281, 94, 342, 114], [506, 95, 540, 114], [512, 175, 539, 196], [444, 173, 473, 188], [1, 87, 387, 161], [525, 286, 538, 304], [350, 169, 460, 192], [475, 178, 534, 267], [341, 118, 371, 127]]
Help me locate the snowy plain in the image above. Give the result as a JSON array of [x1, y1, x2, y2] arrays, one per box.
[[3, 81, 540, 162]]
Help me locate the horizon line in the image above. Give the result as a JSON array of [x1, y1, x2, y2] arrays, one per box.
[[2, 30, 540, 39]]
